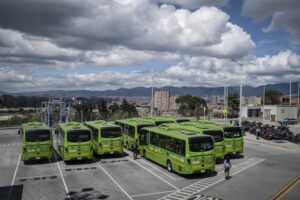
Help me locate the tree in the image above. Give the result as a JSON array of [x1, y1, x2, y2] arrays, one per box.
[[176, 95, 207, 119], [97, 99, 108, 120], [120, 99, 138, 118], [265, 90, 282, 105], [228, 93, 240, 112]]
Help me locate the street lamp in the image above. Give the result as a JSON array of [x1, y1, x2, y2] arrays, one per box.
[[150, 70, 157, 116]]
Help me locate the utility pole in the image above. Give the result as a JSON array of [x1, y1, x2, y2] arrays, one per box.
[[150, 70, 156, 116], [262, 85, 265, 122], [290, 80, 292, 107]]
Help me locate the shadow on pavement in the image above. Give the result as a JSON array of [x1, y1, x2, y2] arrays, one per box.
[[66, 187, 109, 200], [0, 184, 23, 200]]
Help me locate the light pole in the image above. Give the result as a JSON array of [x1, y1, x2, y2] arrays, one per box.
[[290, 80, 292, 107], [150, 70, 156, 116], [263, 85, 265, 122]]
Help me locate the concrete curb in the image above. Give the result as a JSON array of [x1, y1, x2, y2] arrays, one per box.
[[0, 126, 20, 130], [245, 138, 300, 152]]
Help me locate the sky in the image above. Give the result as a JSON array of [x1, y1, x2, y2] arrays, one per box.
[[0, 0, 300, 92]]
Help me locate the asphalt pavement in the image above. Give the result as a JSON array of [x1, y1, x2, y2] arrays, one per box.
[[0, 128, 299, 200]]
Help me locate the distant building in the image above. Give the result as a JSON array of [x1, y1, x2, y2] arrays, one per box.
[[280, 94, 299, 106], [211, 95, 219, 105], [241, 105, 298, 121], [154, 90, 170, 112], [169, 96, 179, 111], [242, 96, 261, 106]]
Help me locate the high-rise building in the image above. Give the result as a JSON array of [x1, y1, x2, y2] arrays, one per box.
[[211, 95, 219, 105], [169, 96, 179, 111], [154, 90, 170, 111]]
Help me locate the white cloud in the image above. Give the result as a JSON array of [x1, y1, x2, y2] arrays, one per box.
[[242, 0, 300, 43], [157, 0, 229, 9]]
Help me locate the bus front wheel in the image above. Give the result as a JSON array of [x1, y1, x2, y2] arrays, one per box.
[[167, 160, 172, 172]]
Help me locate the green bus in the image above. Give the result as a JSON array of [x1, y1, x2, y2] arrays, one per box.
[[178, 122, 226, 160], [220, 125, 243, 155], [157, 116, 192, 123], [115, 118, 155, 150], [55, 122, 93, 161], [142, 116, 175, 126], [84, 120, 123, 155], [19, 122, 54, 162], [140, 126, 215, 174]]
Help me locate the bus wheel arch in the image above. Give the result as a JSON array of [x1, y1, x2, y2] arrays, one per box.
[[142, 150, 146, 158], [167, 160, 173, 172]]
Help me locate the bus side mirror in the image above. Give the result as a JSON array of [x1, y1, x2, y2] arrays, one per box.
[[55, 129, 59, 135], [18, 130, 20, 135]]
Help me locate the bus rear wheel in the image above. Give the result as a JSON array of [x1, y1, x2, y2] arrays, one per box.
[[167, 160, 172, 172]]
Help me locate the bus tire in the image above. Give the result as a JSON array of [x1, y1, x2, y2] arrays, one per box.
[[167, 160, 172, 172]]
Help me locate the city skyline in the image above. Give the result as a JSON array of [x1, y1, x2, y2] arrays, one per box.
[[0, 0, 300, 92]]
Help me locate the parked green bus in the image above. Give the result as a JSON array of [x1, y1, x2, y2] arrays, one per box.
[[84, 120, 123, 155], [178, 122, 226, 160], [19, 122, 54, 162], [115, 118, 155, 150], [220, 125, 243, 155], [140, 126, 215, 174], [142, 116, 175, 126], [55, 122, 93, 161]]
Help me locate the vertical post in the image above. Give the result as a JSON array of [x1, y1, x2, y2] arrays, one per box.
[[151, 71, 155, 116], [290, 80, 292, 107], [239, 76, 243, 126], [263, 85, 265, 122], [298, 78, 300, 107]]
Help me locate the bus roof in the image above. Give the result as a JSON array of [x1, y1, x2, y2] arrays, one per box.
[[84, 120, 120, 129], [115, 118, 155, 126], [58, 122, 90, 131], [142, 116, 175, 124], [180, 122, 223, 130], [143, 126, 211, 140], [22, 122, 50, 131], [160, 123, 211, 134]]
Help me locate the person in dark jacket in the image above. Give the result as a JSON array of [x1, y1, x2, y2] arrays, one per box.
[[133, 140, 139, 160]]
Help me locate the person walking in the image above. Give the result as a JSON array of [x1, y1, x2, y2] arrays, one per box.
[[256, 127, 260, 140], [224, 156, 231, 180], [133, 140, 139, 160]]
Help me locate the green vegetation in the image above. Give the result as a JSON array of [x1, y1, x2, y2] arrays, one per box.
[[176, 95, 207, 119], [264, 90, 283, 105]]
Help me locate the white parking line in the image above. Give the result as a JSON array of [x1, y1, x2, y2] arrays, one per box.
[[55, 155, 70, 199], [139, 159, 183, 181], [127, 156, 179, 190], [131, 190, 177, 198], [10, 153, 21, 186], [96, 162, 133, 200]]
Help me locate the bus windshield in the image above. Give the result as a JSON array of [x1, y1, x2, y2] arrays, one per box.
[[137, 124, 155, 134], [203, 130, 224, 142], [189, 137, 214, 152], [25, 130, 50, 142], [155, 121, 173, 126], [67, 130, 91, 142], [101, 127, 122, 138], [223, 127, 242, 138]]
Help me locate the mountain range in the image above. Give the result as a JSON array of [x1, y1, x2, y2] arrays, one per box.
[[0, 82, 298, 98]]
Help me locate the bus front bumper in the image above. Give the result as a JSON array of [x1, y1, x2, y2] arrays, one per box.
[[22, 152, 53, 161]]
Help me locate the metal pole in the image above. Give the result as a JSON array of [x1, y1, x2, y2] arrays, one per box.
[[263, 85, 265, 122], [298, 78, 300, 107], [151, 74, 154, 116], [239, 75, 243, 126], [290, 80, 292, 107], [224, 76, 226, 124]]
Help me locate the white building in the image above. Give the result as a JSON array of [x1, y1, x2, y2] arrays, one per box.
[[241, 105, 298, 122]]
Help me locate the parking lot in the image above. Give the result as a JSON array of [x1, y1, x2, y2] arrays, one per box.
[[0, 128, 299, 200]]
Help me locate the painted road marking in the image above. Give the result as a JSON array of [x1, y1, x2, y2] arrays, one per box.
[[124, 149, 182, 181], [17, 175, 59, 182], [270, 176, 300, 200], [0, 143, 20, 148], [96, 162, 133, 200], [131, 190, 177, 198], [140, 159, 183, 181], [159, 158, 265, 200], [55, 154, 70, 199], [7, 153, 21, 200], [126, 156, 179, 190]]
